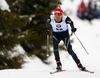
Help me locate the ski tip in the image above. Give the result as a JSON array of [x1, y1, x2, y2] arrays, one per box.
[[50, 72, 53, 74], [85, 70, 94, 74]]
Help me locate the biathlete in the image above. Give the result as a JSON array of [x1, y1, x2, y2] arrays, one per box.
[[45, 8, 86, 71]]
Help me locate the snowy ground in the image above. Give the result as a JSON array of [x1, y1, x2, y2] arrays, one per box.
[[0, 0, 100, 78]]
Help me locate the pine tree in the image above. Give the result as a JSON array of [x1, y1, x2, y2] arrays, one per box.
[[6, 0, 59, 62], [19, 0, 60, 62], [0, 9, 28, 69], [0, 0, 60, 69]]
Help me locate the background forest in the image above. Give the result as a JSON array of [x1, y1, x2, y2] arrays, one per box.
[[0, 0, 60, 69]]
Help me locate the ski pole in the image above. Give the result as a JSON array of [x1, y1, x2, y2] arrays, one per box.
[[46, 34, 49, 56], [73, 33, 89, 54]]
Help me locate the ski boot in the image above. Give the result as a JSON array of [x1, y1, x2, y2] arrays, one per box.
[[78, 64, 86, 71], [56, 61, 62, 71], [56, 65, 62, 71]]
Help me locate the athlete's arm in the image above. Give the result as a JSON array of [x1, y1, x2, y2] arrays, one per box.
[[65, 16, 75, 29], [65, 16, 77, 32]]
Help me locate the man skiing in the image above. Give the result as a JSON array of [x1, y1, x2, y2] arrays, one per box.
[[45, 8, 86, 71]]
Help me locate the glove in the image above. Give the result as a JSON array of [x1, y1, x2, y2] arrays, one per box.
[[71, 28, 77, 33], [45, 28, 49, 35]]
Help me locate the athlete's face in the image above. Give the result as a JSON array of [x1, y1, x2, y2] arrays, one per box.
[[54, 14, 62, 22]]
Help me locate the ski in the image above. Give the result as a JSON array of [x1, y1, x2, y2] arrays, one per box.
[[50, 70, 66, 74], [81, 69, 94, 74], [50, 69, 94, 74]]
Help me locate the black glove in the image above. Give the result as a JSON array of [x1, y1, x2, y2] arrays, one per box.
[[45, 28, 49, 35], [71, 28, 77, 33]]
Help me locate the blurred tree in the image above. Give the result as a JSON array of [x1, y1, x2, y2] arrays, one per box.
[[20, 0, 59, 62], [0, 9, 28, 69], [0, 0, 60, 69]]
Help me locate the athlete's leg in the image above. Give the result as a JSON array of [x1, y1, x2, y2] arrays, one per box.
[[52, 33, 62, 69], [63, 33, 86, 70]]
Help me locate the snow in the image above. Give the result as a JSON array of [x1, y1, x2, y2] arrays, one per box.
[[0, 0, 100, 78], [0, 32, 3, 36], [0, 0, 10, 12]]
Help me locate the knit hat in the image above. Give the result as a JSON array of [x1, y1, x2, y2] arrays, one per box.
[[54, 8, 63, 15]]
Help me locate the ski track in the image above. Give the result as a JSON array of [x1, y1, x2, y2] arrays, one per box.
[[0, 69, 100, 78]]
